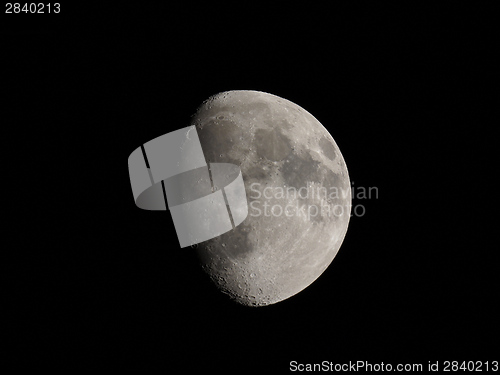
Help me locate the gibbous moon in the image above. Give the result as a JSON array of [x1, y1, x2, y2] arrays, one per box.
[[192, 90, 351, 306]]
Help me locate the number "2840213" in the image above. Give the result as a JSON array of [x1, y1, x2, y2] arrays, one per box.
[[5, 3, 60, 13]]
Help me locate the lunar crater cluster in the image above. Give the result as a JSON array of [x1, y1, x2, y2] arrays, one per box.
[[192, 90, 351, 306]]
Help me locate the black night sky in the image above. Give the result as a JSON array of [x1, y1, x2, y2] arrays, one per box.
[[3, 4, 497, 370]]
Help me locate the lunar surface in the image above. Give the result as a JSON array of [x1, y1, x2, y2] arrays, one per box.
[[191, 90, 351, 306]]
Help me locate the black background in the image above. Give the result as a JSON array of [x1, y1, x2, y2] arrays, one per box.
[[3, 3, 497, 370]]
